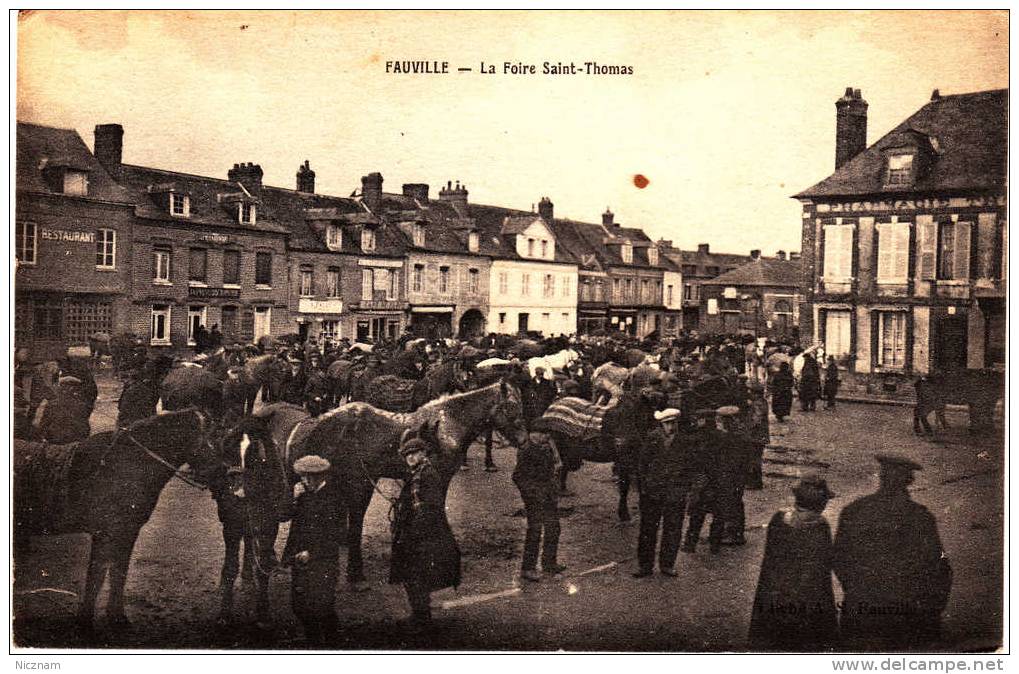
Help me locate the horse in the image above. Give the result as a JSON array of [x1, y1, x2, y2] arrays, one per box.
[[161, 363, 224, 420], [289, 378, 527, 587], [251, 402, 314, 478], [242, 353, 284, 409], [13, 409, 218, 630], [213, 416, 290, 626]]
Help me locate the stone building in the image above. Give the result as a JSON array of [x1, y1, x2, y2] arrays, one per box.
[[15, 122, 136, 359], [796, 87, 1006, 398], [660, 242, 758, 331], [699, 251, 802, 339]]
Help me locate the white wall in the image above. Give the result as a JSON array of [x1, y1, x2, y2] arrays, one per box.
[[488, 259, 578, 335]]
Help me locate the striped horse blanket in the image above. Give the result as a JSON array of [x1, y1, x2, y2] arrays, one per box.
[[539, 397, 612, 443]]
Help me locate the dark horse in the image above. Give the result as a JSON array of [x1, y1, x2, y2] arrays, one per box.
[[543, 387, 666, 522], [289, 379, 527, 587], [213, 416, 290, 626], [13, 409, 217, 630]]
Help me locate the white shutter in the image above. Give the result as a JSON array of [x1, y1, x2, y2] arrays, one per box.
[[361, 269, 373, 300], [893, 223, 910, 281], [917, 215, 937, 280], [954, 221, 971, 280], [877, 224, 893, 281], [823, 225, 839, 280]]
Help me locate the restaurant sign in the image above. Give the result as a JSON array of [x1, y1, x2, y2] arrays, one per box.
[[41, 228, 95, 243], [188, 286, 241, 299]]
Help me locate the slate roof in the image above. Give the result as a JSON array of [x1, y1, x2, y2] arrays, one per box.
[[17, 122, 133, 203], [796, 89, 1007, 199], [549, 219, 677, 272], [701, 258, 802, 287]]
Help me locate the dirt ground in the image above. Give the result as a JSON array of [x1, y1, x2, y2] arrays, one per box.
[[12, 374, 1004, 651]]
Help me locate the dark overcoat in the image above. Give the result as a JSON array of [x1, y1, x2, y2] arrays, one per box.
[[638, 428, 698, 502], [38, 391, 91, 444], [117, 377, 160, 428], [390, 459, 462, 592], [283, 480, 344, 621], [770, 369, 794, 418], [749, 508, 839, 651]]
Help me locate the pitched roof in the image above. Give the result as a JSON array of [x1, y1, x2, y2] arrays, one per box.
[[17, 122, 132, 203], [701, 257, 802, 287], [549, 218, 676, 271], [796, 89, 1007, 199]]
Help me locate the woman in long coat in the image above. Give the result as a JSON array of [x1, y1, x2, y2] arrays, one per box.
[[390, 438, 462, 624], [749, 475, 839, 651], [769, 362, 794, 422], [799, 354, 822, 412]]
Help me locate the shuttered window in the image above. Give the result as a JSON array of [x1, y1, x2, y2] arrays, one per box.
[[824, 310, 852, 357], [361, 268, 373, 300], [953, 222, 972, 279], [822, 224, 854, 282], [878, 311, 907, 368], [936, 222, 970, 280], [223, 250, 241, 285], [255, 252, 272, 285], [189, 248, 207, 282], [876, 222, 910, 283], [916, 215, 937, 280]]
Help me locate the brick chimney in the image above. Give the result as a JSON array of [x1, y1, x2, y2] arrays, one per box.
[[94, 124, 124, 180], [229, 162, 264, 194], [438, 180, 469, 215], [602, 207, 615, 227], [776, 250, 787, 260], [697, 243, 710, 255], [750, 249, 761, 260], [789, 251, 801, 261], [537, 196, 554, 222], [835, 87, 868, 169], [296, 160, 315, 193], [403, 183, 429, 202], [361, 172, 383, 213]]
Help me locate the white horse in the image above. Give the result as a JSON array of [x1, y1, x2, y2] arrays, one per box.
[[527, 348, 580, 380]]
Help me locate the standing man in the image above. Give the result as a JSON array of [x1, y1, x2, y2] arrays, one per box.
[[833, 455, 951, 650], [283, 454, 342, 647], [823, 356, 840, 410], [117, 362, 161, 428], [744, 380, 770, 490], [512, 419, 566, 581], [633, 408, 692, 578], [524, 366, 557, 430], [682, 409, 727, 554]]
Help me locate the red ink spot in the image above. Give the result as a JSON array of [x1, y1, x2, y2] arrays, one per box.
[[633, 174, 649, 189]]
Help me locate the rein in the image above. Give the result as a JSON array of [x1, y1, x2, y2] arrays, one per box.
[[123, 431, 208, 491]]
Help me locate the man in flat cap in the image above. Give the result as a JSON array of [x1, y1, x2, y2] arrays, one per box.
[[283, 454, 342, 647], [682, 406, 744, 554], [512, 419, 566, 582], [833, 454, 950, 650]]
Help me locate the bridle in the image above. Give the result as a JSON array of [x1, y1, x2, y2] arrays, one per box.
[[114, 408, 212, 490]]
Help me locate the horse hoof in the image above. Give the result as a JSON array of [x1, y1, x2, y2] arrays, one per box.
[[348, 580, 371, 593]]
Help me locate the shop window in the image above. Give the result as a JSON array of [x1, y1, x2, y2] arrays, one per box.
[[34, 298, 63, 340]]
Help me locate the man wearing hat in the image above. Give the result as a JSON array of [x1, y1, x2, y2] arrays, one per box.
[[283, 454, 342, 647], [744, 380, 770, 490], [117, 362, 162, 428], [633, 407, 696, 577], [279, 356, 307, 406], [34, 375, 92, 444], [523, 366, 557, 430], [682, 406, 741, 554], [512, 419, 566, 582], [833, 455, 950, 650], [302, 357, 332, 416]]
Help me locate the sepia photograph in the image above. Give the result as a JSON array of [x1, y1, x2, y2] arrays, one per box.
[[10, 9, 1008, 655]]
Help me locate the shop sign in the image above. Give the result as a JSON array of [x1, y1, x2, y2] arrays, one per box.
[[197, 233, 232, 244], [188, 286, 241, 299], [41, 228, 94, 243]]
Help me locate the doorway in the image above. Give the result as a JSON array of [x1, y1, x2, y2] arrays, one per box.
[[517, 313, 529, 334], [253, 307, 272, 341], [934, 315, 968, 371]]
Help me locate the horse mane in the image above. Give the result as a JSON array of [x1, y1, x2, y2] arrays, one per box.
[[125, 407, 201, 434], [414, 378, 508, 413]]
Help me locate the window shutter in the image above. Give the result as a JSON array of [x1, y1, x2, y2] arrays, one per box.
[[871, 312, 879, 369], [876, 224, 892, 280], [917, 216, 937, 280], [822, 225, 836, 280], [839, 227, 852, 280], [894, 223, 910, 281], [361, 269, 372, 300], [954, 221, 971, 280], [817, 224, 826, 280], [152, 249, 158, 280]]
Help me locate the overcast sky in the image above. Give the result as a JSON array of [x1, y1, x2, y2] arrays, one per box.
[[17, 10, 1008, 255]]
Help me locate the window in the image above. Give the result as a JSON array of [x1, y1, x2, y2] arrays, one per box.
[[876, 222, 910, 283], [221, 306, 238, 341], [656, 281, 662, 301], [170, 193, 189, 217], [255, 252, 272, 286], [706, 265, 720, 277], [439, 266, 450, 294], [63, 299, 112, 344], [648, 248, 659, 266], [361, 268, 373, 300], [499, 272, 508, 295], [613, 278, 622, 300], [240, 203, 257, 224], [413, 264, 424, 293], [683, 284, 696, 301], [542, 312, 550, 327], [326, 267, 340, 297], [321, 320, 340, 340], [34, 298, 63, 339], [544, 274, 554, 298], [625, 278, 633, 299], [468, 268, 479, 294], [527, 239, 535, 257], [877, 311, 907, 368], [621, 243, 633, 264], [388, 270, 399, 300], [299, 266, 314, 296], [824, 310, 852, 358], [541, 240, 548, 258], [521, 273, 531, 296], [641, 279, 649, 302], [413, 224, 425, 247], [468, 231, 479, 253], [63, 171, 87, 196], [499, 312, 506, 325], [16, 222, 36, 264], [667, 285, 674, 305], [326, 224, 342, 251], [153, 246, 171, 283], [593, 281, 603, 302], [187, 306, 207, 346], [562, 276, 570, 298], [886, 154, 913, 186], [189, 248, 208, 283], [361, 228, 375, 252], [822, 224, 854, 282], [937, 221, 971, 280], [682, 264, 697, 275], [151, 304, 171, 345], [223, 249, 241, 286], [96, 229, 116, 268]]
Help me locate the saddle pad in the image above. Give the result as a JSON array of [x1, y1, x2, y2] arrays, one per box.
[[14, 440, 78, 535], [540, 397, 610, 442]]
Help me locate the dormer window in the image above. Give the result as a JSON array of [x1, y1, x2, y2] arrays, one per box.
[[170, 192, 190, 217], [240, 202, 257, 224], [413, 223, 425, 247], [468, 231, 479, 253], [541, 240, 548, 258], [648, 247, 659, 266], [621, 242, 633, 264], [326, 224, 342, 251], [63, 171, 88, 196], [886, 154, 914, 186], [361, 227, 376, 252], [527, 238, 535, 257]]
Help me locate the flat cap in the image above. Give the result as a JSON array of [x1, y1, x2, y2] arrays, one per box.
[[293, 455, 331, 475], [716, 405, 741, 417], [875, 454, 923, 472], [654, 408, 682, 423], [58, 375, 83, 386]]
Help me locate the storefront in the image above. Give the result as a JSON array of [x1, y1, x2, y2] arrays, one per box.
[[409, 305, 454, 338]]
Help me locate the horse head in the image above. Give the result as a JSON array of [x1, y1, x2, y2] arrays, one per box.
[[218, 416, 281, 499], [492, 378, 528, 446]]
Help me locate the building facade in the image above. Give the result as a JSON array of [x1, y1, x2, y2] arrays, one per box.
[[660, 242, 758, 332], [796, 87, 1006, 398], [699, 252, 802, 339]]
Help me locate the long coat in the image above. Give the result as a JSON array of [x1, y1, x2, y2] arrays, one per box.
[[37, 390, 91, 444], [799, 358, 822, 404], [638, 428, 700, 502], [749, 508, 839, 651], [390, 459, 462, 592], [770, 369, 794, 418], [833, 489, 950, 650], [117, 377, 160, 428], [283, 480, 344, 622]]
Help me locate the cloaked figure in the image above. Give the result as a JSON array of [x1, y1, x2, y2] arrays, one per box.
[[833, 455, 952, 651], [749, 474, 839, 651]]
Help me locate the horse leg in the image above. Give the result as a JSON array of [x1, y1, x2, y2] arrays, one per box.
[[241, 532, 255, 586], [345, 486, 372, 588], [218, 524, 241, 624], [253, 529, 277, 627], [105, 538, 137, 626], [77, 535, 110, 631], [617, 464, 632, 522], [484, 427, 497, 471]]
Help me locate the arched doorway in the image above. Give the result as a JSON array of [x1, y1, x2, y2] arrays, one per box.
[[458, 309, 486, 339]]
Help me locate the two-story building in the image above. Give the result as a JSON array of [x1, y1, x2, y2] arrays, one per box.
[[15, 122, 136, 359], [796, 87, 1006, 397], [699, 251, 802, 339], [660, 242, 759, 331]]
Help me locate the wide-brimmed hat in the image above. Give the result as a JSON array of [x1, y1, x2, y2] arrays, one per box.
[[293, 455, 331, 475]]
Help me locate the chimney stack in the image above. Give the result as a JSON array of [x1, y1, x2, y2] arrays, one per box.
[[361, 172, 383, 213], [537, 196, 554, 222], [931, 89, 941, 102], [403, 183, 430, 202], [697, 243, 710, 255], [94, 124, 124, 180], [751, 249, 762, 260], [790, 251, 801, 261], [776, 250, 787, 260], [602, 207, 614, 227], [835, 87, 868, 169], [296, 160, 315, 193], [229, 162, 264, 195], [438, 180, 469, 215]]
